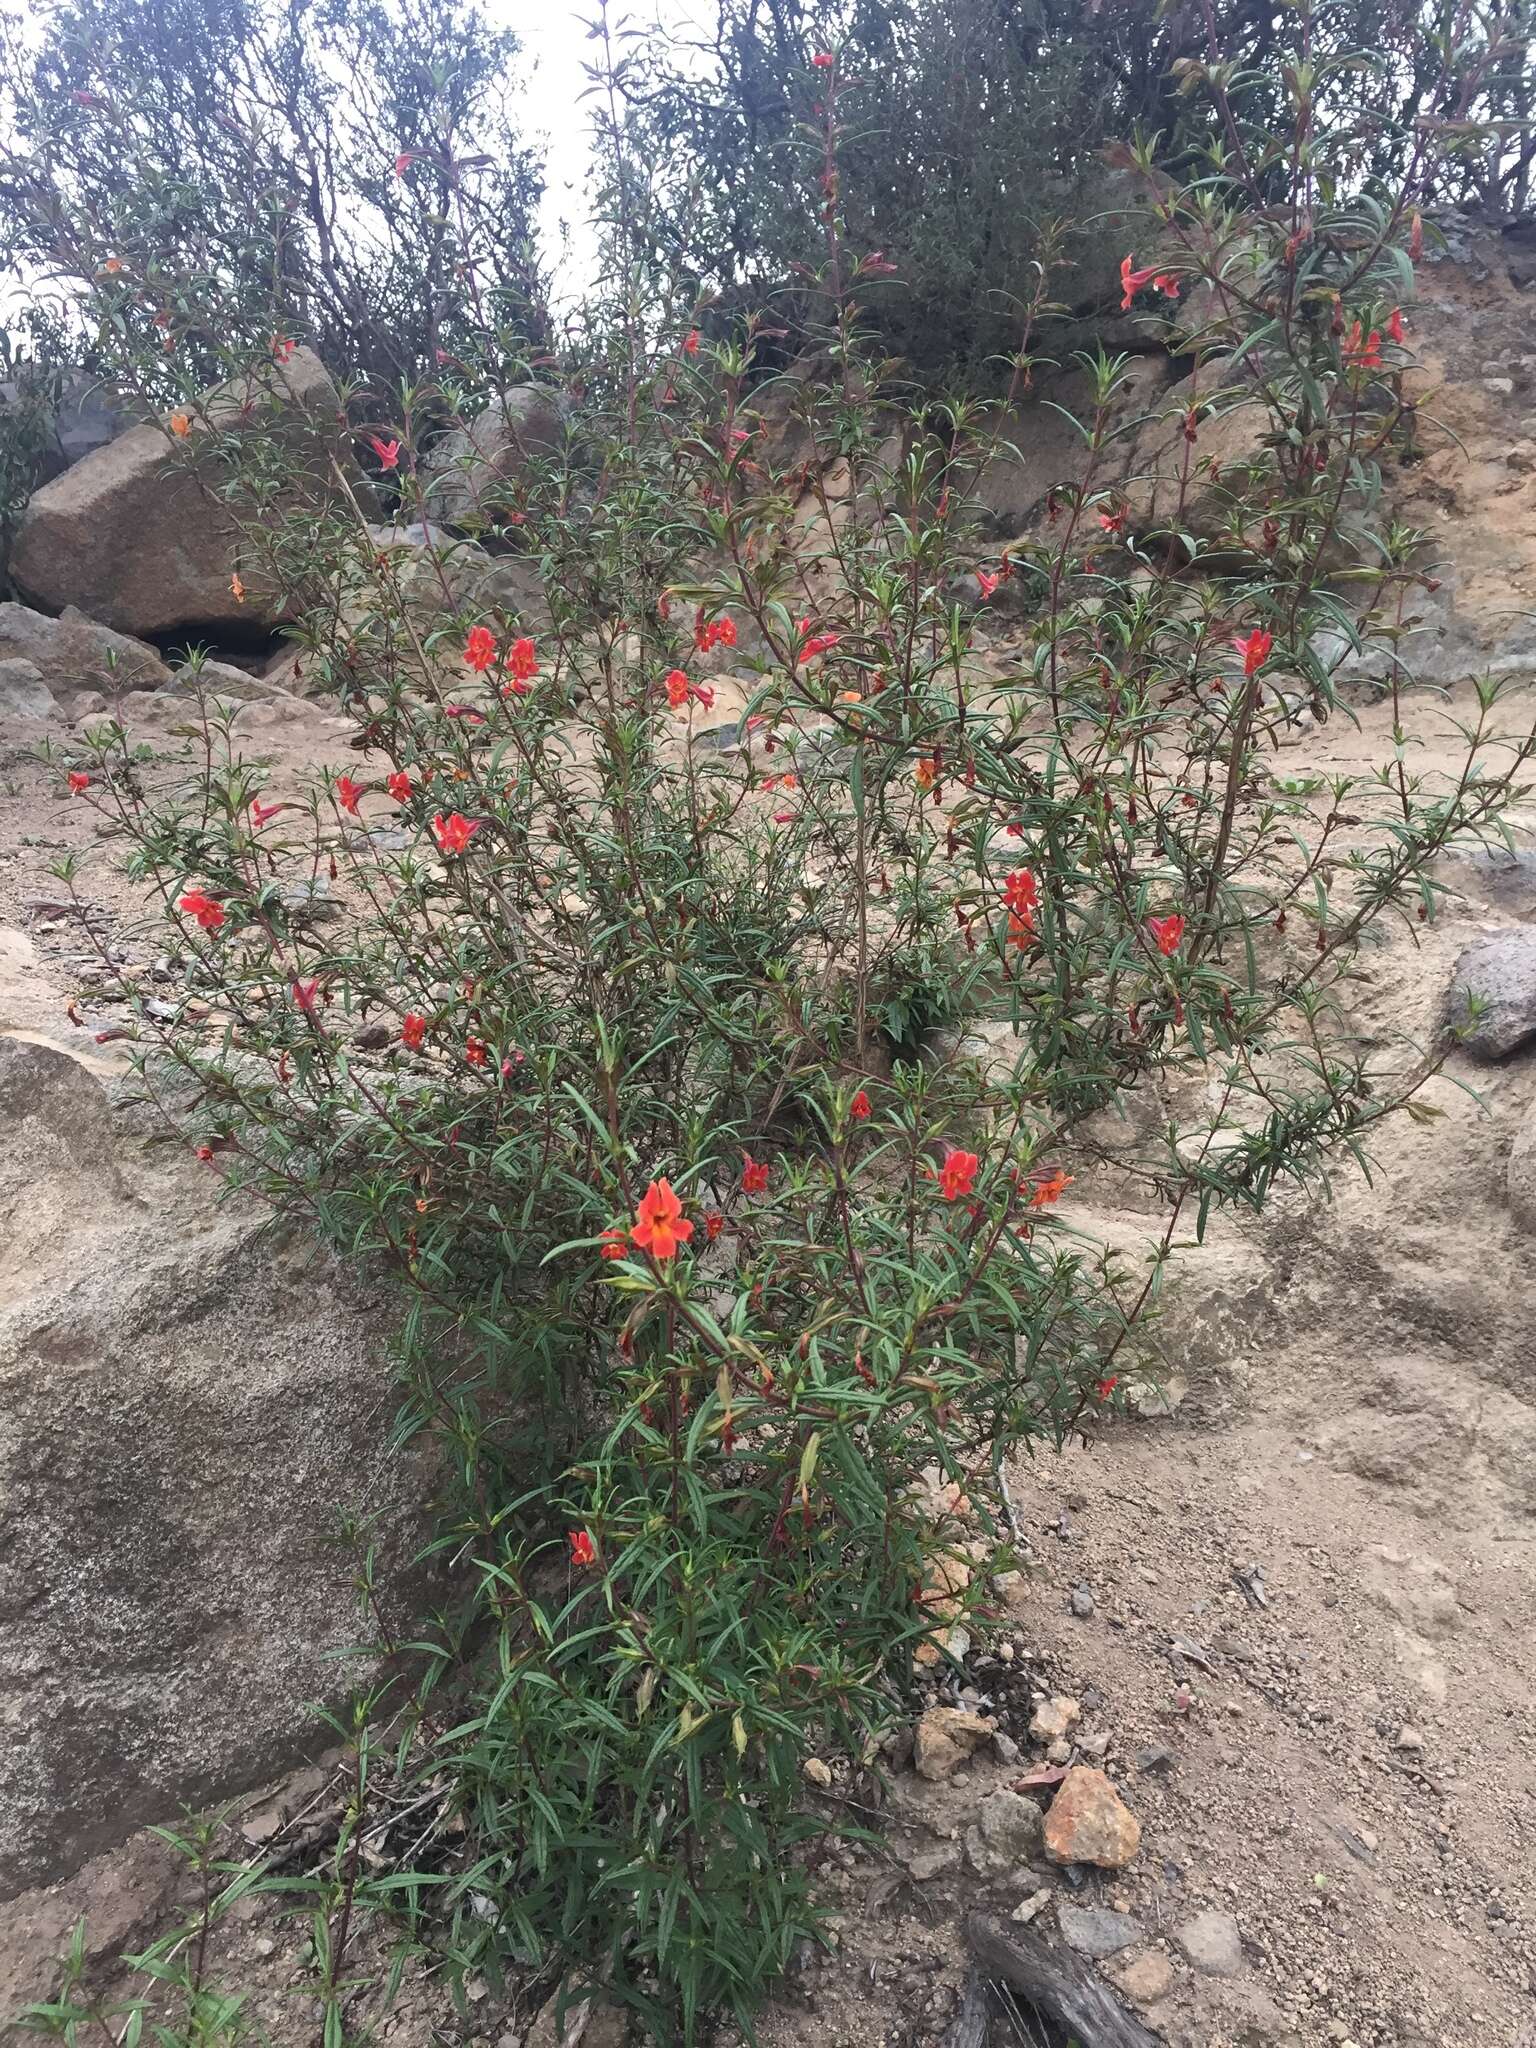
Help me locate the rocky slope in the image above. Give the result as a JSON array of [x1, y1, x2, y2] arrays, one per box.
[[3, 216, 1536, 2045]]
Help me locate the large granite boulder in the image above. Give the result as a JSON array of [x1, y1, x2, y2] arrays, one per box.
[[0, 1037, 429, 1894], [0, 601, 170, 707], [423, 385, 566, 528], [10, 347, 370, 638]]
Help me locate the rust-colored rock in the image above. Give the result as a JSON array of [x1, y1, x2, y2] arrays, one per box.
[[1042, 1766, 1142, 1869]]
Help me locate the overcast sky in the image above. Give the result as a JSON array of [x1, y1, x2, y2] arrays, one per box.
[[509, 0, 716, 300]]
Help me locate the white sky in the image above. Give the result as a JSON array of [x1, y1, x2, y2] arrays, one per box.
[[508, 0, 718, 302]]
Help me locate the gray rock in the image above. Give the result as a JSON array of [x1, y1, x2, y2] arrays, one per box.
[[0, 1038, 430, 1893], [906, 1840, 960, 1881], [0, 658, 57, 722], [0, 602, 170, 702], [965, 1788, 1046, 1876], [1070, 1584, 1095, 1619], [1176, 1908, 1244, 1977], [12, 350, 375, 636], [423, 386, 565, 528], [278, 879, 346, 927], [1056, 1904, 1142, 1959], [1448, 928, 1536, 1059], [1436, 848, 1536, 921]]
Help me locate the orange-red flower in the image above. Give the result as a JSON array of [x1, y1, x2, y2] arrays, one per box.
[[386, 770, 412, 802], [464, 625, 498, 672], [67, 771, 90, 795], [335, 774, 362, 815], [1148, 912, 1185, 956], [914, 757, 937, 792], [704, 1210, 725, 1241], [569, 1529, 597, 1567], [464, 1036, 488, 1067], [401, 1013, 427, 1050], [1233, 627, 1272, 678], [631, 1176, 694, 1259], [508, 636, 538, 682], [230, 572, 246, 603], [1003, 868, 1039, 945], [850, 1089, 870, 1119], [250, 797, 282, 828], [684, 328, 701, 355], [292, 977, 320, 1015], [1029, 1168, 1073, 1208], [178, 889, 224, 931], [1387, 306, 1406, 345], [272, 335, 296, 364], [1120, 256, 1179, 310], [938, 1148, 979, 1201], [432, 811, 479, 854], [741, 1152, 770, 1195], [368, 435, 401, 470], [169, 412, 191, 438], [811, 50, 834, 66], [599, 1228, 628, 1260], [976, 568, 1000, 599], [666, 668, 691, 709], [1343, 319, 1383, 369], [693, 609, 737, 653], [1096, 1375, 1119, 1401]]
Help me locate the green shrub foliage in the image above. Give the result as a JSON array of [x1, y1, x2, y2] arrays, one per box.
[[21, 9, 1536, 2043]]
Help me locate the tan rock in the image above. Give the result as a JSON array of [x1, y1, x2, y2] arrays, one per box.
[[1109, 1948, 1175, 2006], [0, 1038, 430, 1892], [913, 1706, 995, 1782], [0, 602, 169, 703], [1029, 1693, 1082, 1742], [12, 349, 373, 636], [1042, 1767, 1142, 1869]]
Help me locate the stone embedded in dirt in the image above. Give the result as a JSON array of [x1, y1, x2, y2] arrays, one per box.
[[1043, 1767, 1142, 1869], [0, 658, 57, 722], [1108, 1949, 1176, 2006], [802, 1757, 833, 1789], [906, 1840, 961, 1881], [1057, 1903, 1141, 1958], [1394, 1724, 1426, 1753], [1176, 1908, 1245, 1977], [1011, 1887, 1052, 1924], [913, 1706, 995, 1781], [1029, 1693, 1082, 1742], [11, 349, 373, 636], [1447, 928, 1536, 1060], [1070, 1584, 1096, 1618], [965, 1788, 1046, 1876], [1128, 1368, 1188, 1419]]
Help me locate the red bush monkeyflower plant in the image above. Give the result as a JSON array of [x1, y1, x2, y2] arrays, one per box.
[[48, 29, 1536, 2044]]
